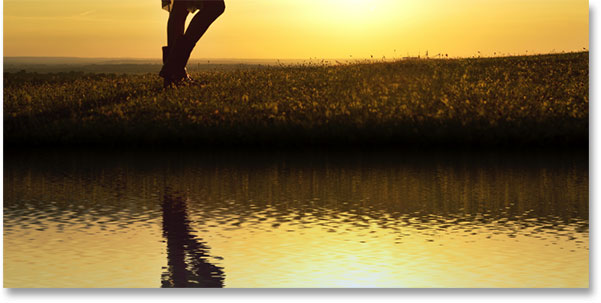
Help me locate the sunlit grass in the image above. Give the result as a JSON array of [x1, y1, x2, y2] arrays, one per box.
[[3, 52, 588, 147]]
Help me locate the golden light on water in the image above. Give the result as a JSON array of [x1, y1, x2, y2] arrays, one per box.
[[3, 0, 588, 59], [198, 215, 588, 288], [3, 152, 589, 288], [4, 221, 166, 288], [4, 211, 588, 288]]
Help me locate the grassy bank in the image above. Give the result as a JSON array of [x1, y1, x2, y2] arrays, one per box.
[[3, 52, 588, 148]]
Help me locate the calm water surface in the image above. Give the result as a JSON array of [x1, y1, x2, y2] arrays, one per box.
[[4, 149, 588, 288]]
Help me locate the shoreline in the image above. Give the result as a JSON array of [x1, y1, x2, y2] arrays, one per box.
[[4, 52, 588, 149]]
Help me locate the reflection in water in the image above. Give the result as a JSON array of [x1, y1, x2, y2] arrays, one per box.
[[161, 189, 224, 288], [3, 149, 589, 287]]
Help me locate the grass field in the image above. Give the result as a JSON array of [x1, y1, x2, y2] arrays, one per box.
[[3, 52, 588, 148]]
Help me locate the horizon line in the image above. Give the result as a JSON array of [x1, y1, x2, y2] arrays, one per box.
[[3, 50, 589, 62]]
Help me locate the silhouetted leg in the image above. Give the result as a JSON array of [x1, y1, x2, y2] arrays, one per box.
[[167, 3, 189, 49], [160, 1, 225, 82], [184, 1, 226, 44]]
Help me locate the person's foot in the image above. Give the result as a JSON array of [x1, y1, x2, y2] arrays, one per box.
[[160, 66, 186, 88], [162, 74, 207, 88], [184, 69, 211, 86], [162, 76, 179, 88], [162, 69, 208, 88], [182, 69, 196, 84]]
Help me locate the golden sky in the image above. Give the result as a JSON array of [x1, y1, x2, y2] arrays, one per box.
[[3, 0, 589, 59]]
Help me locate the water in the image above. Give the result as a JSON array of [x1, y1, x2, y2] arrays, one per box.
[[3, 149, 589, 288]]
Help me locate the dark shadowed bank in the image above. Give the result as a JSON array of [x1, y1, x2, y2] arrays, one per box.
[[3, 52, 588, 149]]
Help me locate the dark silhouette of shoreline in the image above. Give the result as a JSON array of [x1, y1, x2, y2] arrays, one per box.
[[3, 52, 588, 150]]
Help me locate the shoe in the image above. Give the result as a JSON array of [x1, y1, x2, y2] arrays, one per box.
[[161, 46, 177, 87], [161, 45, 186, 87], [162, 46, 170, 64], [164, 46, 192, 80], [161, 71, 198, 88], [160, 36, 197, 88]]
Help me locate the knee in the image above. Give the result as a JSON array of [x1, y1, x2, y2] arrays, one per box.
[[206, 1, 225, 17]]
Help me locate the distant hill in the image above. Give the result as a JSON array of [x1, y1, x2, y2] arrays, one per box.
[[3, 57, 319, 74]]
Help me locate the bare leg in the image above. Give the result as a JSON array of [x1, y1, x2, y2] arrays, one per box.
[[184, 1, 226, 44], [160, 1, 225, 85], [167, 2, 189, 49]]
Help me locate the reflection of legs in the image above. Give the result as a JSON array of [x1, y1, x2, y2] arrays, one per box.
[[161, 191, 191, 287], [161, 190, 224, 288], [163, 228, 189, 287], [160, 1, 226, 84]]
